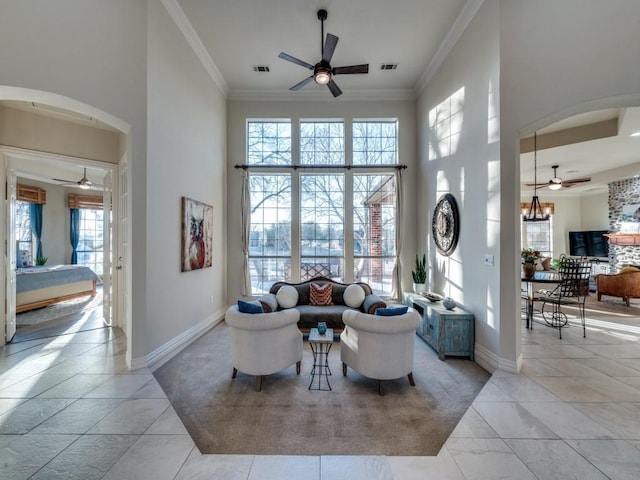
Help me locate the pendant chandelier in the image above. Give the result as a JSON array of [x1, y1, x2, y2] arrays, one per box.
[[522, 132, 549, 222]]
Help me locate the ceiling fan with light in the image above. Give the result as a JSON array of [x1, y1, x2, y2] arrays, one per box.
[[53, 168, 103, 190], [278, 9, 369, 97], [547, 165, 591, 190], [525, 165, 591, 190]]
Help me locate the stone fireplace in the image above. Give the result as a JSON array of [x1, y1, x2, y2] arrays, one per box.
[[608, 177, 640, 270]]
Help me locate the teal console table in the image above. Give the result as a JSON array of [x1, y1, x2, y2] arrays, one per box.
[[404, 293, 475, 360]]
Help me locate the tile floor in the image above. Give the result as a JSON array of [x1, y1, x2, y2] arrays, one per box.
[[1, 306, 640, 479]]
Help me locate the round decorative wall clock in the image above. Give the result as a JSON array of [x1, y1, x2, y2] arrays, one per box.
[[432, 193, 460, 256]]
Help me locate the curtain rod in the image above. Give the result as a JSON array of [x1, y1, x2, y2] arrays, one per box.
[[234, 164, 407, 171]]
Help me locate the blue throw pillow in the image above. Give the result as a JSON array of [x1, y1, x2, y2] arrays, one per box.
[[237, 300, 264, 314], [375, 305, 408, 316]]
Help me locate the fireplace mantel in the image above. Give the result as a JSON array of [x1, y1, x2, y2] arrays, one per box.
[[604, 233, 640, 246]]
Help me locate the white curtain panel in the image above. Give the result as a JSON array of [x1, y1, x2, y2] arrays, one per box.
[[390, 169, 403, 300], [241, 170, 252, 296]]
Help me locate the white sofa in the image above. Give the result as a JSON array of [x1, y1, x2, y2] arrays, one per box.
[[340, 308, 421, 395], [225, 305, 303, 391]]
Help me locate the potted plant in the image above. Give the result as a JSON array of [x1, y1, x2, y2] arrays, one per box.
[[412, 254, 427, 293], [35, 256, 48, 266], [521, 248, 539, 279]]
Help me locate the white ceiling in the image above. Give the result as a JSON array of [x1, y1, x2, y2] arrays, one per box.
[[177, 0, 640, 193], [177, 0, 469, 98], [5, 1, 640, 195], [520, 107, 640, 196]]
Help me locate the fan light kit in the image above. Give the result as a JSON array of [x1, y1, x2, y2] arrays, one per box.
[[549, 165, 563, 190], [278, 9, 369, 97]]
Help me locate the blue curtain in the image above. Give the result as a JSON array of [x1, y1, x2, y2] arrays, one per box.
[[30, 203, 43, 260], [70, 208, 80, 264]]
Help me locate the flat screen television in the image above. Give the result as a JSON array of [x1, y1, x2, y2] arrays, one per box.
[[568, 230, 609, 258]]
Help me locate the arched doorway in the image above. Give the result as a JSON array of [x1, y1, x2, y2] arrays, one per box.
[[517, 103, 640, 366], [0, 87, 132, 366]]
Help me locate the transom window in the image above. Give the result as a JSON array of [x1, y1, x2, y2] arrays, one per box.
[[300, 121, 344, 165], [246, 119, 399, 296], [353, 121, 397, 165], [247, 121, 291, 165]]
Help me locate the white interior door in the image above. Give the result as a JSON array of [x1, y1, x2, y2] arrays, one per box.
[[4, 160, 17, 343], [102, 171, 113, 326], [115, 156, 130, 340]]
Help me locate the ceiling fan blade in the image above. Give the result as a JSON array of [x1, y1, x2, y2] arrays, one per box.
[[278, 52, 314, 70], [562, 177, 591, 187], [290, 75, 314, 91], [322, 33, 338, 63], [523, 182, 549, 187], [52, 177, 76, 183], [327, 78, 342, 97], [333, 64, 369, 75]]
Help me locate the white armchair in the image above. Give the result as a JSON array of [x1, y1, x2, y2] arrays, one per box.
[[340, 308, 420, 395], [225, 305, 303, 391]]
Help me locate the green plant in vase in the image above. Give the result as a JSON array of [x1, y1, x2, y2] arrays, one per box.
[[521, 248, 539, 278], [412, 254, 427, 293]]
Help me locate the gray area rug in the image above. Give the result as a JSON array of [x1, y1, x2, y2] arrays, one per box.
[[154, 322, 490, 456], [17, 287, 103, 326]]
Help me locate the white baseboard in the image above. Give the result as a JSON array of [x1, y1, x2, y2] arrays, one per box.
[[498, 353, 522, 374], [474, 343, 522, 374], [129, 307, 227, 371]]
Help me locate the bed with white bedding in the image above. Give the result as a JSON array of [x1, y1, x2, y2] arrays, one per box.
[[16, 265, 100, 313]]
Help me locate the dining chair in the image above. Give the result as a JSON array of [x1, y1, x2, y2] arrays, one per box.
[[539, 255, 592, 338]]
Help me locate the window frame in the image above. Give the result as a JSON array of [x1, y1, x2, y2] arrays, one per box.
[[246, 118, 400, 297], [76, 208, 105, 276], [15, 200, 33, 263]]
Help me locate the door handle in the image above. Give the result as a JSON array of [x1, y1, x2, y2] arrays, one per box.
[[116, 265, 122, 270]]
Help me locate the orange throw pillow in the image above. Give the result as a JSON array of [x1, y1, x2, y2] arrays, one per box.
[[310, 283, 333, 306]]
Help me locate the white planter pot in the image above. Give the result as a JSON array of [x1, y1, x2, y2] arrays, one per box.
[[413, 282, 427, 294]]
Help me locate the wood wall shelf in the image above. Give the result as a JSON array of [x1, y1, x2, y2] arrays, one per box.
[[604, 233, 640, 246]]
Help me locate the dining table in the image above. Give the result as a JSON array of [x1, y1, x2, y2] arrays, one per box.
[[521, 271, 561, 329]]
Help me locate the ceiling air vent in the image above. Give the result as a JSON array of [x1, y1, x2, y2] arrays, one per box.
[[252, 65, 270, 73], [380, 63, 398, 70]]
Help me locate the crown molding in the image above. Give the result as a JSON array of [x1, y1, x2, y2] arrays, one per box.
[[415, 0, 485, 95], [161, 0, 229, 98], [228, 88, 416, 102]]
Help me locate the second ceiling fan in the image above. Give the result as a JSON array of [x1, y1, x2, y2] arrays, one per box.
[[53, 168, 103, 190], [278, 9, 369, 97], [546, 165, 591, 190], [525, 165, 591, 190]]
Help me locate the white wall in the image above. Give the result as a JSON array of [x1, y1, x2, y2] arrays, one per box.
[[418, 0, 501, 371], [581, 193, 609, 231], [226, 100, 417, 303], [146, 1, 227, 354], [0, 106, 120, 163], [498, 0, 640, 369]]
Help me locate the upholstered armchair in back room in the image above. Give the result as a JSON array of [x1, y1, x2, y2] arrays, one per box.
[[225, 305, 303, 391], [597, 267, 640, 307], [340, 308, 421, 395]]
